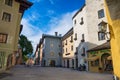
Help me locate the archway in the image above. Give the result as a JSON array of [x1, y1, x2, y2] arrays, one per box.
[[101, 53, 110, 71], [50, 60, 56, 67]]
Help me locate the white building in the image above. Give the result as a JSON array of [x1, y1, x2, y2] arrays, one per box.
[[72, 0, 109, 71], [41, 33, 62, 67]]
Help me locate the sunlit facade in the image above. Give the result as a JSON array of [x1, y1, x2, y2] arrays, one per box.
[[0, 0, 32, 72]]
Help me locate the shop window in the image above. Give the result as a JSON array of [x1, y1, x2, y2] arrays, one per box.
[[91, 59, 99, 66], [2, 12, 11, 22], [5, 0, 13, 6], [0, 33, 8, 43]]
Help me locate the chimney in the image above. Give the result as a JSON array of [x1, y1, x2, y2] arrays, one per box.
[[59, 34, 62, 37], [55, 32, 58, 36]]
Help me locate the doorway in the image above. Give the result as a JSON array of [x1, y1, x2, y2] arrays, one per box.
[[67, 59, 69, 68], [50, 60, 56, 67]]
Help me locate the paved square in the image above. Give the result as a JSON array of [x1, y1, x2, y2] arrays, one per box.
[[0, 65, 113, 80]]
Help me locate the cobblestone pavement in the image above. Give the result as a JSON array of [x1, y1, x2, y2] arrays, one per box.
[[0, 65, 113, 80]]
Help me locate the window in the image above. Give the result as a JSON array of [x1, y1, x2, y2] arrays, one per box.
[[5, 0, 13, 6], [91, 59, 99, 66], [74, 20, 76, 25], [66, 48, 67, 53], [70, 36, 73, 42], [98, 32, 105, 41], [80, 17, 84, 25], [2, 12, 11, 22], [98, 9, 104, 19], [65, 40, 67, 45], [0, 33, 8, 43], [74, 33, 77, 40], [82, 34, 84, 40], [72, 59, 74, 67], [0, 52, 5, 68], [81, 34, 85, 42], [71, 45, 73, 51], [81, 47, 85, 56]]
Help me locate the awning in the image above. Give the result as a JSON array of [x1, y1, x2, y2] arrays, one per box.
[[107, 56, 112, 60], [85, 56, 99, 61]]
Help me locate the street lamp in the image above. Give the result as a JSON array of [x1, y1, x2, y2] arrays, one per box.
[[98, 21, 110, 41]]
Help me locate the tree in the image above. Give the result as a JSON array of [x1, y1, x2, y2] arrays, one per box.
[[19, 35, 33, 61]]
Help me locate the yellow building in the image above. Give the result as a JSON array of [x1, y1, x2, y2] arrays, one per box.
[[87, 41, 113, 73], [62, 28, 74, 68], [0, 0, 32, 72]]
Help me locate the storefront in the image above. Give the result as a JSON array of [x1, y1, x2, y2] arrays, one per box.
[[87, 42, 113, 73]]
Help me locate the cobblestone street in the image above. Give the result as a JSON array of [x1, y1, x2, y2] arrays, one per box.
[[0, 65, 113, 80]]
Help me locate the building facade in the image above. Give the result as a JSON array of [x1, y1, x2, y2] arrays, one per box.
[[87, 42, 112, 73], [72, 0, 109, 71], [62, 28, 74, 68], [40, 33, 62, 67], [0, 0, 32, 72]]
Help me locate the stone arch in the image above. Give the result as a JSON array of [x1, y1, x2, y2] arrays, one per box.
[[101, 53, 110, 71]]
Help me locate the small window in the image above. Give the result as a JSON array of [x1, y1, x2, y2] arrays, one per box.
[[70, 36, 73, 42], [65, 40, 67, 45], [98, 9, 104, 19], [2, 12, 11, 22], [74, 33, 77, 40], [71, 45, 73, 51], [98, 32, 105, 41], [80, 17, 84, 25], [0, 33, 8, 43], [66, 48, 67, 53], [74, 20, 76, 25], [5, 0, 13, 6], [82, 34, 84, 40]]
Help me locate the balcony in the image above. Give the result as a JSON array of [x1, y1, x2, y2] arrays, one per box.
[[70, 40, 73, 43], [81, 39, 85, 42], [74, 37, 77, 41], [65, 43, 67, 45], [65, 53, 70, 55]]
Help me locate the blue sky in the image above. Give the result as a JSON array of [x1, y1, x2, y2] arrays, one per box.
[[21, 0, 85, 52]]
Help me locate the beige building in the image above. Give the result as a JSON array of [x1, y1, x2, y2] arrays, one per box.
[[0, 0, 32, 72], [62, 28, 74, 68]]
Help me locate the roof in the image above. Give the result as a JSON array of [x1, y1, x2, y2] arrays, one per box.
[[62, 28, 73, 40], [15, 0, 33, 13], [72, 4, 86, 19], [87, 41, 110, 52], [42, 34, 62, 39]]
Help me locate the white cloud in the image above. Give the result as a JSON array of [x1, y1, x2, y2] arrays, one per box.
[[21, 10, 77, 53], [47, 10, 77, 35], [21, 19, 43, 53]]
